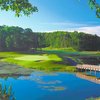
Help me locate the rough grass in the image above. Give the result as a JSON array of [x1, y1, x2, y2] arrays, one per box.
[[0, 52, 76, 72], [0, 50, 99, 72], [43, 50, 100, 57]]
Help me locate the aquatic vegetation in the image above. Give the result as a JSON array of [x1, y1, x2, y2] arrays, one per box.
[[40, 86, 66, 91], [86, 97, 100, 100], [0, 62, 34, 75], [0, 83, 15, 100]]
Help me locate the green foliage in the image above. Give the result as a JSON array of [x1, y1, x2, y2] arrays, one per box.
[[0, 25, 100, 52], [79, 33, 100, 51], [0, 0, 38, 17], [0, 0, 100, 18], [89, 0, 100, 18]]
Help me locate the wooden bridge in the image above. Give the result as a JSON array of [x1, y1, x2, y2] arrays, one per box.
[[76, 64, 100, 72]]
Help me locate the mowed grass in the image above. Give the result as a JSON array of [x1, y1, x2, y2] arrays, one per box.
[[0, 50, 99, 72], [14, 54, 62, 61], [43, 50, 100, 57], [0, 52, 76, 72], [14, 55, 49, 61]]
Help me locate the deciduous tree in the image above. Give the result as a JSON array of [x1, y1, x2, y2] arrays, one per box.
[[0, 0, 38, 17]]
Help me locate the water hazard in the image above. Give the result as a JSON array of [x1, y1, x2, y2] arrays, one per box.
[[0, 71, 100, 100]]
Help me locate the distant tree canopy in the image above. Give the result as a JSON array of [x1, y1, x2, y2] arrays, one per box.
[[89, 0, 100, 18], [0, 25, 100, 51], [0, 0, 38, 17]]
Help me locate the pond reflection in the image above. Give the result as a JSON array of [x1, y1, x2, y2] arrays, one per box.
[[18, 72, 65, 91], [76, 72, 100, 84], [0, 71, 100, 100], [39, 86, 66, 91]]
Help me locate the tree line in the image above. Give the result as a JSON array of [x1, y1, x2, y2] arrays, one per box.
[[0, 25, 100, 51]]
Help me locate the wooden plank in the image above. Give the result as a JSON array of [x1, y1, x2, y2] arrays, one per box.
[[76, 64, 100, 72]]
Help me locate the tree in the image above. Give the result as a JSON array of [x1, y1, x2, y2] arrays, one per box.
[[89, 0, 100, 18], [0, 0, 38, 17], [0, 25, 100, 51], [0, 0, 100, 18]]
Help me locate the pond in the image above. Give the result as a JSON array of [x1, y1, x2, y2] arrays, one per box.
[[0, 71, 100, 100]]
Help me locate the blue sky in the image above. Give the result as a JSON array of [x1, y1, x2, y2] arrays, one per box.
[[0, 0, 100, 36]]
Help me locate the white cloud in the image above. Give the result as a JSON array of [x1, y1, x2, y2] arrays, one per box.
[[40, 22, 87, 27], [76, 26, 100, 36], [40, 22, 100, 36], [40, 26, 100, 36], [44, 23, 100, 36]]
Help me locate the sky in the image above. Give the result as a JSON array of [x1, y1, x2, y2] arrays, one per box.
[[0, 0, 100, 36]]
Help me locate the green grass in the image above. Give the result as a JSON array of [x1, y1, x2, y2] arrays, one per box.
[[86, 97, 100, 100], [0, 52, 76, 72], [0, 49, 99, 72], [43, 50, 100, 57], [43, 47, 76, 52], [14, 54, 62, 61]]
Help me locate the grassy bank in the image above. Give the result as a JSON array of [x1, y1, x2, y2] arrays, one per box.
[[42, 47, 100, 56], [87, 97, 100, 100], [0, 50, 99, 72], [0, 52, 76, 72]]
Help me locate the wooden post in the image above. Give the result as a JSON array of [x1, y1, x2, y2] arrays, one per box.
[[85, 68, 87, 74], [90, 69, 91, 74], [95, 70, 96, 76]]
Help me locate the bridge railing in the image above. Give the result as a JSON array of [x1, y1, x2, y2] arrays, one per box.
[[76, 64, 100, 71]]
